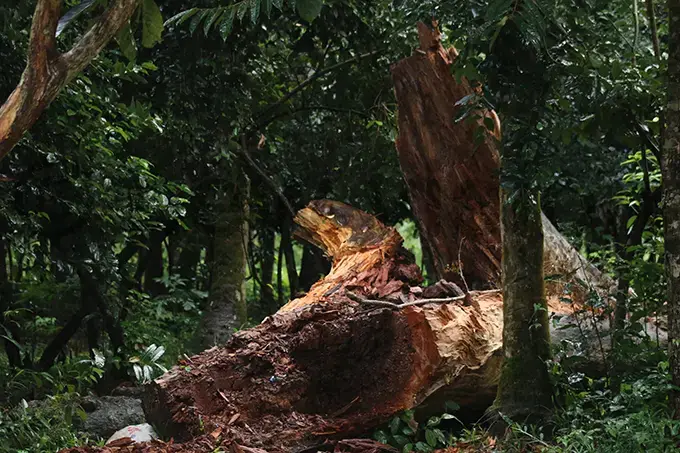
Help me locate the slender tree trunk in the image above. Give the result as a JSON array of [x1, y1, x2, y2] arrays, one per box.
[[665, 0, 680, 417], [281, 216, 299, 298], [420, 238, 438, 283], [298, 244, 330, 293], [178, 245, 201, 285], [144, 229, 167, 297], [260, 226, 277, 313], [196, 172, 250, 349], [646, 0, 662, 60], [492, 190, 553, 427], [277, 235, 284, 306], [0, 235, 21, 367], [80, 267, 126, 355]]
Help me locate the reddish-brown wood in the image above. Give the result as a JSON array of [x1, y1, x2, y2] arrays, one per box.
[[392, 22, 612, 298]]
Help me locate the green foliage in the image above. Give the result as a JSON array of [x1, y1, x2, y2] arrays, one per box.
[[0, 393, 94, 453], [141, 0, 164, 48], [128, 343, 167, 383], [165, 0, 324, 40], [373, 404, 461, 452]]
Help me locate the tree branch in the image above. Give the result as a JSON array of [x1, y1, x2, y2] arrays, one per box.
[[258, 105, 370, 128], [238, 135, 296, 218], [645, 0, 661, 60], [0, 0, 141, 162], [345, 290, 468, 309], [61, 0, 141, 79], [255, 50, 381, 123]]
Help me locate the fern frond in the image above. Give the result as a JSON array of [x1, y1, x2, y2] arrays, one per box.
[[165, 0, 317, 40]]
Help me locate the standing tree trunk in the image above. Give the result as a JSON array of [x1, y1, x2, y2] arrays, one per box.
[[0, 0, 142, 161], [260, 226, 277, 313], [298, 244, 331, 293], [492, 190, 553, 425], [144, 229, 167, 297], [0, 234, 21, 367], [280, 216, 299, 298], [196, 172, 250, 349], [665, 0, 680, 417]]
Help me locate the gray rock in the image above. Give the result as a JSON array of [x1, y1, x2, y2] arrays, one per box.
[[80, 396, 146, 439]]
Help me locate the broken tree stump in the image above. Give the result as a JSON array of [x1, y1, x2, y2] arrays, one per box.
[[391, 22, 613, 296]]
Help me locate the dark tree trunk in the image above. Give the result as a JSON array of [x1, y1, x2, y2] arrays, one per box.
[[280, 216, 299, 298], [298, 244, 331, 293], [0, 235, 21, 367], [196, 172, 250, 349], [492, 191, 553, 425], [178, 244, 201, 287], [260, 226, 277, 313], [665, 0, 680, 417], [277, 235, 284, 306], [117, 242, 139, 321], [144, 229, 167, 297]]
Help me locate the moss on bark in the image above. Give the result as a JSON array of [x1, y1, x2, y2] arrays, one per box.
[[196, 169, 250, 349], [492, 189, 554, 427]]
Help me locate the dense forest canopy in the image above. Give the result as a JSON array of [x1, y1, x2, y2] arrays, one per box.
[[0, 0, 679, 451]]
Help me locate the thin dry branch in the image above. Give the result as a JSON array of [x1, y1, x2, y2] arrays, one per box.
[[345, 290, 466, 309]]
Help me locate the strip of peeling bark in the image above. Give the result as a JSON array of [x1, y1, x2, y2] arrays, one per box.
[[0, 0, 141, 161]]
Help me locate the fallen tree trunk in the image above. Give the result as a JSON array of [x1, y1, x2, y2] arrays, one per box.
[[63, 200, 606, 453], [391, 22, 613, 298]]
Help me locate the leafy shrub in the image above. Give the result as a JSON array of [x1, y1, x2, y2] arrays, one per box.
[[0, 391, 96, 453]]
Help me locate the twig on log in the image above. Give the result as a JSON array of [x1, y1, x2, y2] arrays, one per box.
[[345, 290, 466, 309]]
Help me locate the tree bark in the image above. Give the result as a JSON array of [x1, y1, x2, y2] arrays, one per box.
[[0, 0, 141, 161], [281, 215, 299, 298], [391, 22, 613, 298], [144, 229, 167, 297], [260, 226, 277, 313], [492, 191, 553, 425], [0, 235, 21, 367], [665, 0, 680, 417], [196, 172, 250, 349], [298, 244, 331, 293]]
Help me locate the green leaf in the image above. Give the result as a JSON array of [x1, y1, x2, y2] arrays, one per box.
[[425, 429, 437, 447], [219, 9, 236, 41], [373, 430, 389, 445], [392, 435, 409, 446], [262, 0, 273, 16], [250, 0, 261, 24], [115, 21, 137, 61], [141, 0, 163, 48], [402, 445, 414, 453], [426, 416, 440, 427], [190, 9, 209, 35], [238, 2, 249, 21], [203, 8, 223, 36], [296, 0, 323, 22], [415, 442, 433, 452], [164, 7, 198, 26], [390, 416, 401, 434], [272, 0, 283, 9]]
